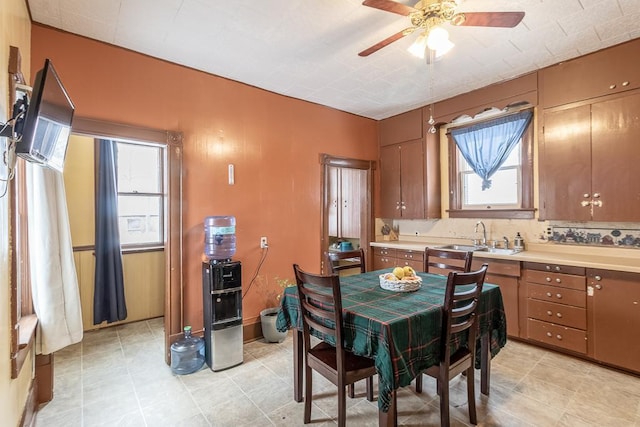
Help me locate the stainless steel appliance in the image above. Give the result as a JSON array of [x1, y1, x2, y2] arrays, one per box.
[[202, 260, 243, 371]]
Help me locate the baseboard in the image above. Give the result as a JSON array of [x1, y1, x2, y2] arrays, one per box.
[[19, 379, 38, 427]]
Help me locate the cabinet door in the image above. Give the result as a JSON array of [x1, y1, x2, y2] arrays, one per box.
[[327, 166, 339, 237], [591, 91, 640, 222], [340, 168, 365, 238], [540, 39, 640, 108], [589, 270, 640, 373], [473, 257, 521, 338], [380, 144, 402, 218], [539, 105, 592, 220], [399, 139, 425, 219]]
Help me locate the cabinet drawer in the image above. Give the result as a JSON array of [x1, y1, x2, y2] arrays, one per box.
[[397, 249, 424, 262], [373, 247, 397, 258], [527, 299, 586, 329], [527, 283, 586, 308], [527, 318, 587, 354], [398, 259, 423, 270], [523, 262, 585, 276], [473, 257, 520, 277], [524, 269, 585, 291]]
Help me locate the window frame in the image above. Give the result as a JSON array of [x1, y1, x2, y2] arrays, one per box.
[[114, 140, 165, 249], [447, 111, 535, 219]]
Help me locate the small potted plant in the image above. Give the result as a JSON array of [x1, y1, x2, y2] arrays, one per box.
[[260, 277, 294, 343]]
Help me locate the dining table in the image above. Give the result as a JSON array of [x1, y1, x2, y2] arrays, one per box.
[[276, 269, 507, 427]]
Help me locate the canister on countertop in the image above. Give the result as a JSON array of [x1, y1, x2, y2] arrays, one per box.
[[514, 232, 525, 251]]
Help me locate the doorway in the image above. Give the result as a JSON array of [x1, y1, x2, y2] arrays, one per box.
[[69, 117, 182, 363], [320, 154, 374, 273]]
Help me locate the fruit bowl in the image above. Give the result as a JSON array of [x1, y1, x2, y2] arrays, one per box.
[[379, 273, 422, 292]]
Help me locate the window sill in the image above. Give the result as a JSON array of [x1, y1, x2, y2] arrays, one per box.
[[447, 209, 536, 219], [12, 314, 38, 378]]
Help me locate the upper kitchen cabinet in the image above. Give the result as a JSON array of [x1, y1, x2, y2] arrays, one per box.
[[378, 109, 440, 219], [540, 90, 640, 222], [539, 39, 640, 109], [328, 166, 366, 239], [379, 108, 423, 146]]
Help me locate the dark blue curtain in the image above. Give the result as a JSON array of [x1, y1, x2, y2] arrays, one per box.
[[94, 139, 127, 324], [451, 110, 532, 190]]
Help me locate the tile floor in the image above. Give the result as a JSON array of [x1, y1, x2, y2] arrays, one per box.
[[35, 317, 640, 426]]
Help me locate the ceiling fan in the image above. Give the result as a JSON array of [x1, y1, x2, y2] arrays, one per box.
[[358, 0, 525, 58]]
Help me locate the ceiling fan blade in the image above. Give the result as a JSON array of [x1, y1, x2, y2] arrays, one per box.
[[358, 28, 413, 57], [456, 11, 525, 28], [362, 0, 415, 16]]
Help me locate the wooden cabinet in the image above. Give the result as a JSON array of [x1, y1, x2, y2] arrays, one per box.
[[328, 166, 365, 239], [379, 109, 423, 147], [380, 140, 425, 219], [588, 269, 640, 373], [540, 39, 640, 108], [523, 262, 587, 354], [472, 257, 521, 337], [540, 90, 640, 221], [372, 247, 423, 271]]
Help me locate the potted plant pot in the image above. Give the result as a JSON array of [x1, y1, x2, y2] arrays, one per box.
[[260, 307, 287, 343]]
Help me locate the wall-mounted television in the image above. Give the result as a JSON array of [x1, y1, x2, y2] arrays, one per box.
[[15, 59, 75, 172]]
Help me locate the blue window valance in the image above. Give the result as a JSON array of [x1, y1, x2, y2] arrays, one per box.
[[451, 110, 533, 190]]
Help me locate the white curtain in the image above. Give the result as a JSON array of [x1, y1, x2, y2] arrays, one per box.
[[26, 163, 83, 354]]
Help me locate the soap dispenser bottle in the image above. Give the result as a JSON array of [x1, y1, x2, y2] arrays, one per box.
[[514, 232, 525, 251]]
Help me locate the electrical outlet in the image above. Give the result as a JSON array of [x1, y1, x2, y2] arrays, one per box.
[[260, 236, 268, 248]]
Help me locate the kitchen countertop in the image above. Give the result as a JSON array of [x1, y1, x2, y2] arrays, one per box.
[[371, 240, 640, 274]]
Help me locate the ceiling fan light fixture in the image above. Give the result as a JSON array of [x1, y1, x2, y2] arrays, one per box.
[[407, 32, 429, 58], [426, 26, 450, 50]]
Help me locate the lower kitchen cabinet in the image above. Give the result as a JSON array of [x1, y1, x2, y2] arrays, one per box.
[[588, 269, 640, 373], [522, 262, 587, 354], [372, 247, 424, 271], [472, 257, 520, 337]]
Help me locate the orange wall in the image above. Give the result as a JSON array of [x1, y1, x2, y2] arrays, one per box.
[[30, 24, 378, 328]]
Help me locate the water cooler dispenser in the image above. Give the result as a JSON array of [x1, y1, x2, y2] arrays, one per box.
[[202, 215, 242, 371], [202, 260, 243, 371]]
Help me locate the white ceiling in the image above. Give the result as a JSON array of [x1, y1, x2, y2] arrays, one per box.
[[27, 0, 640, 120]]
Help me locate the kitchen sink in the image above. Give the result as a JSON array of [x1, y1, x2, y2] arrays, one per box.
[[436, 244, 485, 252], [483, 247, 521, 255], [435, 244, 521, 255]]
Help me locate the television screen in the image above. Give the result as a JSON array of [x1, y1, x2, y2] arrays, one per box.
[[16, 59, 75, 172]]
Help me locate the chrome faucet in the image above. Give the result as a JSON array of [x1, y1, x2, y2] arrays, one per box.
[[474, 221, 487, 247], [503, 236, 509, 249]]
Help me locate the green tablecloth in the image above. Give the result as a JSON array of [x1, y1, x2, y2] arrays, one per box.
[[276, 269, 507, 412]]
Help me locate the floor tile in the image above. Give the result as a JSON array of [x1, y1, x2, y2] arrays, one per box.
[[34, 318, 640, 426]]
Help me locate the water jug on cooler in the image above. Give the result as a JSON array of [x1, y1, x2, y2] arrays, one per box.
[[204, 216, 236, 260]]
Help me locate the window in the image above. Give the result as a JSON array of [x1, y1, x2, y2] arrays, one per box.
[[448, 111, 534, 219], [116, 142, 164, 246]]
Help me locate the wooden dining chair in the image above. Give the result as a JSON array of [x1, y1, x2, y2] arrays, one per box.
[[424, 247, 473, 276], [326, 248, 366, 276], [293, 264, 376, 427], [326, 248, 366, 398], [422, 264, 488, 427]]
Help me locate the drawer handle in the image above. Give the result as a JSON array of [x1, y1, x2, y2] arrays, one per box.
[[622, 81, 630, 86], [545, 265, 551, 271], [556, 334, 563, 340], [609, 84, 617, 89], [595, 284, 602, 290], [556, 293, 562, 299], [546, 277, 552, 282], [546, 292, 552, 297], [556, 278, 562, 283], [546, 332, 552, 337], [556, 313, 563, 318], [555, 266, 561, 271], [547, 310, 553, 316]]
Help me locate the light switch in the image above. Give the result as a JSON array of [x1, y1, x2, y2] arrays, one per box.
[[228, 164, 234, 185]]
